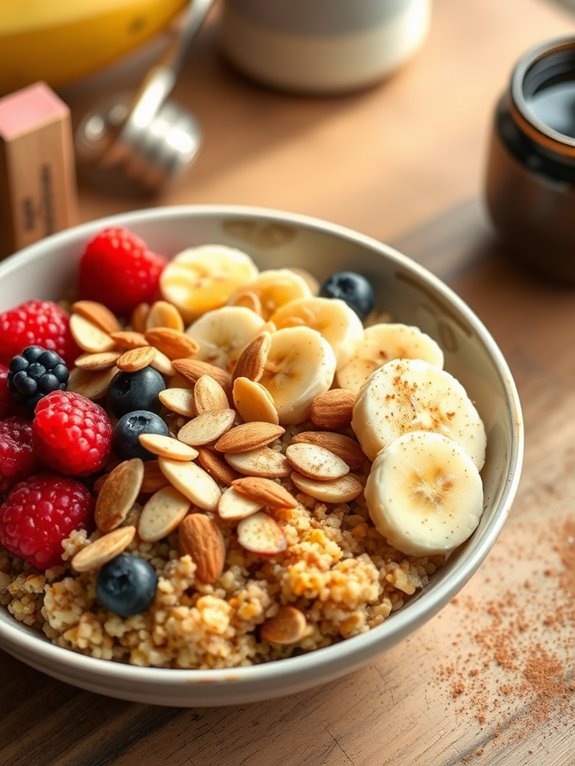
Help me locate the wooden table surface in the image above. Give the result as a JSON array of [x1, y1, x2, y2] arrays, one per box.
[[2, 0, 575, 764]]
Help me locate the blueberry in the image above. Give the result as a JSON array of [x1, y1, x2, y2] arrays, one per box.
[[113, 409, 169, 460], [319, 271, 375, 320], [107, 366, 166, 417], [96, 553, 157, 617]]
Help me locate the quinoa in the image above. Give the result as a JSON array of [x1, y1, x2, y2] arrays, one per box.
[[0, 456, 441, 668]]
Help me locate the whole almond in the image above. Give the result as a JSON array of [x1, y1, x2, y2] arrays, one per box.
[[173, 358, 232, 391], [292, 431, 366, 469], [159, 457, 221, 511], [286, 443, 350, 481], [70, 313, 115, 354], [290, 471, 363, 504], [95, 458, 144, 532], [197, 448, 239, 486], [110, 330, 148, 350], [159, 387, 196, 417], [116, 345, 156, 372], [232, 377, 279, 425], [232, 476, 297, 509], [177, 408, 236, 447], [225, 447, 291, 478], [138, 485, 191, 542], [138, 433, 199, 461], [146, 300, 185, 332], [71, 301, 122, 334], [214, 421, 284, 454], [218, 487, 262, 521], [261, 606, 307, 645], [71, 526, 136, 573], [237, 511, 287, 556], [193, 375, 229, 414], [145, 327, 199, 359], [309, 388, 356, 430], [232, 332, 271, 382], [74, 351, 121, 371], [178, 514, 226, 583]]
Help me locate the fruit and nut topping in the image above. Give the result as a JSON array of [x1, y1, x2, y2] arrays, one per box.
[[0, 227, 486, 668]]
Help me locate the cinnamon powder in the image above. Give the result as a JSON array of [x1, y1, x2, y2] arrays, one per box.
[[433, 515, 575, 750]]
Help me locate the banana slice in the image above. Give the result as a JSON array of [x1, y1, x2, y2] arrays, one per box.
[[270, 297, 363, 370], [352, 358, 486, 469], [228, 269, 312, 320], [337, 323, 445, 394], [259, 326, 336, 425], [160, 245, 259, 320], [365, 431, 484, 556], [186, 306, 265, 370]]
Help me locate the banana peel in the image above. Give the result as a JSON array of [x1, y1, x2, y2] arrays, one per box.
[[0, 0, 188, 94]]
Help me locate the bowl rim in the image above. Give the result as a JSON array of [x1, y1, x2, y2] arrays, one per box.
[[0, 204, 524, 687]]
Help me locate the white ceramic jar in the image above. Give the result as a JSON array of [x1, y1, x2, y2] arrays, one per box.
[[218, 0, 431, 94]]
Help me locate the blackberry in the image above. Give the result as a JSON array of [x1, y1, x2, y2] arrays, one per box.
[[8, 346, 69, 409]]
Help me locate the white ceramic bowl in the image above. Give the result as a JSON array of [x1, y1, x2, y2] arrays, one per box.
[[0, 205, 523, 706]]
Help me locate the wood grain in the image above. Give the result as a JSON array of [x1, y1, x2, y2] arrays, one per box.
[[3, 1, 575, 764]]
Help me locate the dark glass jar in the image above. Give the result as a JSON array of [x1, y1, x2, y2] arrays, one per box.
[[485, 37, 575, 282]]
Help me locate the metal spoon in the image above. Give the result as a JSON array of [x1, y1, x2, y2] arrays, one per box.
[[75, 0, 215, 192]]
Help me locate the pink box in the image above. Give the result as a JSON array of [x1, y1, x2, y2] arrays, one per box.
[[0, 82, 77, 258]]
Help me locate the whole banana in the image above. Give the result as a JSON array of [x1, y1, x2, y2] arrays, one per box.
[[0, 0, 188, 94]]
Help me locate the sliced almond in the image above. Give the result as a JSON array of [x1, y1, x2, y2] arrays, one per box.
[[225, 447, 290, 478], [159, 387, 196, 418], [70, 313, 115, 353], [232, 476, 297, 509], [232, 332, 271, 383], [286, 443, 350, 481], [218, 486, 263, 521], [197, 448, 239, 486], [110, 330, 148, 350], [71, 300, 122, 334], [261, 606, 307, 645], [159, 457, 221, 511], [232, 377, 279, 425], [145, 327, 199, 359], [237, 511, 287, 556], [150, 349, 176, 377], [74, 351, 122, 371], [193, 374, 229, 414], [67, 366, 118, 400], [131, 303, 150, 333], [146, 300, 185, 332], [116, 345, 156, 372], [141, 460, 170, 493], [214, 421, 285, 454], [138, 433, 199, 461], [138, 485, 191, 542], [309, 388, 356, 430], [95, 458, 144, 532], [290, 471, 363, 504], [178, 513, 226, 583], [292, 431, 367, 470], [172, 358, 232, 391], [71, 526, 136, 573], [177, 408, 236, 447]]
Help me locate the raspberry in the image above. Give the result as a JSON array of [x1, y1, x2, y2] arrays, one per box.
[[0, 472, 94, 569], [78, 227, 167, 316], [0, 416, 38, 496], [33, 391, 113, 476], [0, 299, 79, 367]]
